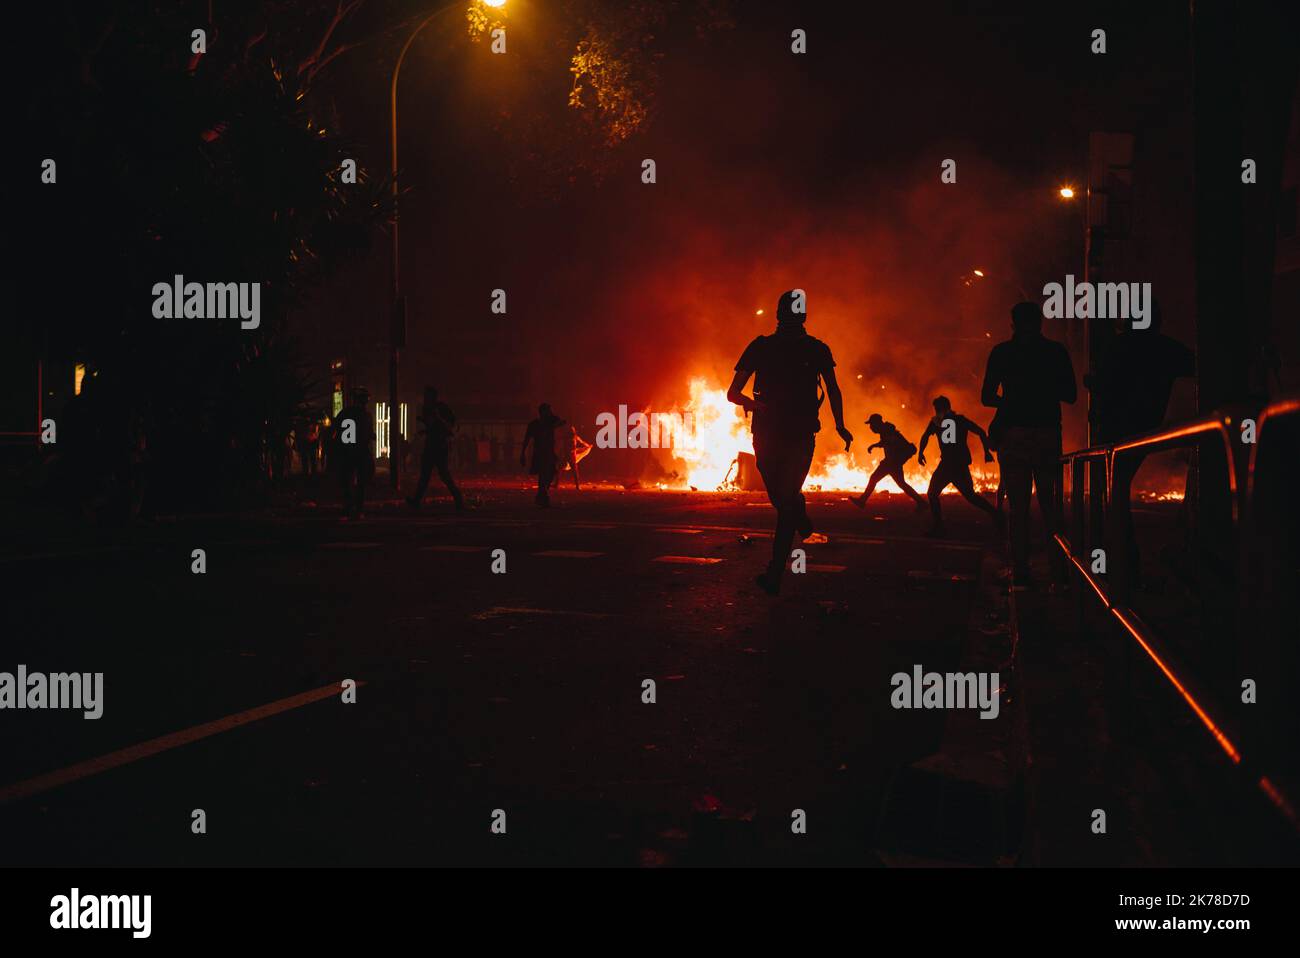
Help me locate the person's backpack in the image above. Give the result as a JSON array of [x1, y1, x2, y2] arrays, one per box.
[[753, 337, 825, 433]]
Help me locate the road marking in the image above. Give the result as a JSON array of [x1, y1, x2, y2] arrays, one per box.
[[653, 555, 724, 565], [534, 550, 604, 558], [471, 606, 612, 620], [0, 545, 135, 564], [420, 545, 486, 552], [0, 681, 363, 806], [906, 570, 976, 582], [808, 564, 847, 572]]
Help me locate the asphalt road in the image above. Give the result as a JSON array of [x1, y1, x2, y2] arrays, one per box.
[[0, 485, 1005, 866]]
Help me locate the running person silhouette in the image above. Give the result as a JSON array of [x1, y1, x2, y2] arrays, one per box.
[[850, 413, 926, 510], [728, 289, 853, 595], [917, 395, 999, 536]]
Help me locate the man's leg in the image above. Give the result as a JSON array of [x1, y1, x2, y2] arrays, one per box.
[[1000, 431, 1035, 579], [340, 460, 355, 515], [953, 465, 998, 515], [436, 453, 464, 510], [928, 461, 954, 527], [756, 436, 814, 593], [1030, 429, 1065, 583], [852, 461, 887, 506], [355, 463, 369, 516], [889, 463, 926, 506], [409, 446, 435, 506]]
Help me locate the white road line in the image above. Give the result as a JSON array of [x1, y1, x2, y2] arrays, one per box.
[[0, 545, 135, 564], [653, 555, 724, 565], [0, 681, 363, 806], [534, 550, 604, 558], [471, 606, 612, 620]]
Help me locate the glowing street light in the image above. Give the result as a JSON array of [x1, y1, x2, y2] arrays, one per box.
[[1058, 186, 1076, 200]]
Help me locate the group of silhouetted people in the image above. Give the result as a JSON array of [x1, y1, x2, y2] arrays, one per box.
[[728, 291, 1080, 595], [728, 288, 1194, 595], [326, 387, 590, 517], [329, 286, 1190, 596]]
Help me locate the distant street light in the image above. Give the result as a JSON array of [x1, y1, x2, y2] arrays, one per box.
[[1059, 186, 1076, 199]]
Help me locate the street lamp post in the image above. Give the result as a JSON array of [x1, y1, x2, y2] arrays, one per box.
[[388, 2, 457, 490], [388, 1, 507, 488]]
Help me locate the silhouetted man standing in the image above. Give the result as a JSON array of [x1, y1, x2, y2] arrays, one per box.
[[918, 395, 999, 536], [1089, 302, 1195, 444], [729, 289, 853, 595], [1088, 302, 1195, 585], [331, 386, 375, 520], [982, 302, 1076, 586], [407, 386, 464, 512], [521, 403, 565, 507]]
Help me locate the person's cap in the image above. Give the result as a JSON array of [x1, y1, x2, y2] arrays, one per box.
[[867, 413, 883, 425]]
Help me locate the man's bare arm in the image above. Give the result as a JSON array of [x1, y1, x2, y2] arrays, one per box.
[[822, 367, 854, 450], [968, 419, 994, 459], [727, 368, 757, 413], [981, 352, 1001, 408]]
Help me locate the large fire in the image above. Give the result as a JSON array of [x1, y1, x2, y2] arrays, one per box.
[[666, 377, 998, 494], [657, 377, 1185, 502]]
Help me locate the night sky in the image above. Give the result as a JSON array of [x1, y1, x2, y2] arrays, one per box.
[[292, 0, 1193, 454]]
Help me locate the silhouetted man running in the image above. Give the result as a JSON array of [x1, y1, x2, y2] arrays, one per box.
[[850, 413, 925, 510], [407, 386, 464, 512], [521, 403, 565, 507], [982, 302, 1077, 586], [728, 289, 853, 595], [917, 395, 999, 536]]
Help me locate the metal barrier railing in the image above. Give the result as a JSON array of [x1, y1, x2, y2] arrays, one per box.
[[1056, 396, 1299, 832]]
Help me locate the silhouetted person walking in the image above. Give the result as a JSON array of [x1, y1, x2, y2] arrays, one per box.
[[850, 413, 925, 510], [521, 403, 565, 506], [407, 386, 464, 512], [982, 302, 1077, 586], [918, 396, 999, 536], [1087, 302, 1195, 586], [331, 387, 375, 520], [729, 289, 853, 595], [553, 425, 592, 491], [1089, 302, 1195, 444], [300, 420, 321, 478]]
